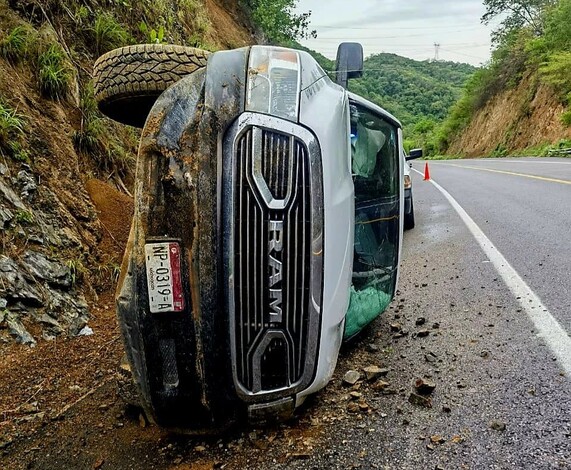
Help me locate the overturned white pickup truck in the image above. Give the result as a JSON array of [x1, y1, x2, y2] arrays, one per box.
[[94, 42, 415, 432]]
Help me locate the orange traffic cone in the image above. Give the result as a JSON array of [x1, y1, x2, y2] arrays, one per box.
[[423, 162, 430, 181]]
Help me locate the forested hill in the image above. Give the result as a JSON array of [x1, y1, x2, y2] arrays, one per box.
[[349, 54, 476, 132], [287, 42, 477, 136]]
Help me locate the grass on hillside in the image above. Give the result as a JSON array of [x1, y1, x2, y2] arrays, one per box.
[[37, 43, 71, 99], [92, 12, 131, 56], [0, 25, 31, 63], [0, 101, 25, 147]]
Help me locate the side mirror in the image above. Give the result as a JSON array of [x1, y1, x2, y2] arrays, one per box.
[[405, 148, 423, 161], [335, 42, 363, 90]]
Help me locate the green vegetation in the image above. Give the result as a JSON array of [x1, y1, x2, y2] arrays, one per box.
[[139, 22, 166, 44], [67, 257, 88, 286], [177, 0, 212, 47], [348, 54, 476, 153], [482, 0, 556, 43], [8, 141, 31, 162], [14, 209, 34, 225], [437, 0, 571, 155], [92, 12, 130, 56], [545, 138, 571, 155], [0, 100, 31, 162], [0, 101, 25, 147], [288, 44, 476, 155], [73, 85, 104, 153], [0, 25, 31, 63], [37, 43, 71, 99], [95, 258, 122, 289], [243, 0, 316, 43], [72, 84, 136, 180]]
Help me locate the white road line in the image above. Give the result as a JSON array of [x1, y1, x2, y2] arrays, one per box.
[[412, 168, 571, 377]]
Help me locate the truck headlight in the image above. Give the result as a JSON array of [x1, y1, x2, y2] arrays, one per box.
[[246, 46, 301, 122]]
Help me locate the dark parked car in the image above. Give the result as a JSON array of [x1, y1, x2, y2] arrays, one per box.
[[403, 148, 423, 229]]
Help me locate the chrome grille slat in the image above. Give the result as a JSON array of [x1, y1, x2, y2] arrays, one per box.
[[299, 144, 306, 374], [239, 134, 246, 383]]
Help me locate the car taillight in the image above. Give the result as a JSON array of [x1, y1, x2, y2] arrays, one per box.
[[404, 174, 412, 190]]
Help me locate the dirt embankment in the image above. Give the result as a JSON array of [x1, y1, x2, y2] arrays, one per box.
[[447, 73, 571, 157], [0, 0, 255, 460], [0, 0, 255, 344]]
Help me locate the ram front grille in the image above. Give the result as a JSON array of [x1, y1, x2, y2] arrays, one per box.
[[223, 113, 323, 400]]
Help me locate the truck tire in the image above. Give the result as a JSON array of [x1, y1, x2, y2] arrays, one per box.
[[93, 44, 210, 127]]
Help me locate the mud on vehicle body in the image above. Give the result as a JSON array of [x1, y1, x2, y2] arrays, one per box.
[[95, 43, 405, 432]]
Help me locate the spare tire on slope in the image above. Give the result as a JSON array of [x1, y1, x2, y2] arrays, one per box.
[[93, 44, 210, 127]]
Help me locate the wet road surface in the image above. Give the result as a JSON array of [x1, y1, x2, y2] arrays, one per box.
[[271, 156, 571, 469], [3, 157, 570, 469]]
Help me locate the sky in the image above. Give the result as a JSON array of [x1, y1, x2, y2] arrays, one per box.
[[294, 0, 500, 66]]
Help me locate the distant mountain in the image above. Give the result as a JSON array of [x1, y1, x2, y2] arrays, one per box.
[[349, 53, 477, 131], [288, 42, 476, 133], [282, 40, 335, 72]]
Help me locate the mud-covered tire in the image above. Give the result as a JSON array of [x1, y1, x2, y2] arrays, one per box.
[[93, 44, 210, 127]]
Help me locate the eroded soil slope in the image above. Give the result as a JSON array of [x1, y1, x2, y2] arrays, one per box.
[[447, 73, 571, 157]]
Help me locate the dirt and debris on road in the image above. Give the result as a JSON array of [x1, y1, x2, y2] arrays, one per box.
[[2, 177, 571, 470]]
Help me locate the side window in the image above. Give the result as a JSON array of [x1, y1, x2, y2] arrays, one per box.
[[350, 104, 399, 201], [345, 102, 401, 339]]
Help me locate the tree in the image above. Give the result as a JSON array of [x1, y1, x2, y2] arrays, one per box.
[[245, 0, 316, 44], [481, 0, 557, 42]]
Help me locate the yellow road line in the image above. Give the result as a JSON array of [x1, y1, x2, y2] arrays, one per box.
[[441, 164, 571, 185]]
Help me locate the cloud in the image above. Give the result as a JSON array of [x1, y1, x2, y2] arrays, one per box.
[[327, 0, 484, 28], [295, 0, 492, 65]]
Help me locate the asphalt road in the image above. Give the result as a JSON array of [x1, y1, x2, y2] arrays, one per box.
[[270, 156, 571, 469], [414, 157, 571, 333], [4, 157, 570, 470]]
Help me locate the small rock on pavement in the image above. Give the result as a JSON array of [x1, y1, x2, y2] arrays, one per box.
[[343, 370, 361, 386], [490, 420, 506, 431], [430, 435, 446, 444], [414, 378, 436, 396], [425, 352, 438, 363], [363, 366, 389, 382], [350, 391, 363, 400], [417, 329, 430, 338], [372, 380, 391, 392], [347, 402, 361, 413], [367, 343, 379, 352], [415, 317, 426, 326], [409, 393, 432, 408]]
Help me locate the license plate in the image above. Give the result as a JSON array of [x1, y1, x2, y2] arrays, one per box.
[[145, 242, 185, 313]]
